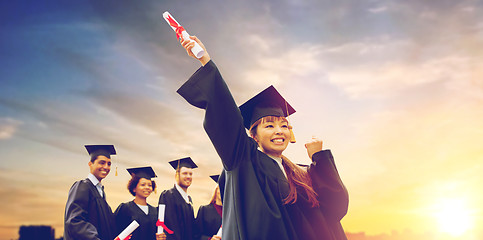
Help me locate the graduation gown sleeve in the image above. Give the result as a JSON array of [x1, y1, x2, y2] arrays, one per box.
[[177, 60, 348, 240], [177, 60, 251, 171], [64, 180, 116, 240], [195, 204, 222, 240], [114, 203, 132, 238], [309, 150, 349, 221], [64, 180, 99, 240], [158, 187, 196, 240], [114, 201, 157, 240], [177, 61, 293, 240]]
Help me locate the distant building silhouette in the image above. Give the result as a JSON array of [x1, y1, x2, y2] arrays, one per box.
[[19, 225, 54, 240]]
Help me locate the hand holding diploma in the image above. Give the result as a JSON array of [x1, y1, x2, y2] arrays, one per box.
[[156, 232, 167, 240], [163, 11, 205, 59], [180, 35, 211, 66], [114, 220, 139, 240], [157, 204, 173, 235]]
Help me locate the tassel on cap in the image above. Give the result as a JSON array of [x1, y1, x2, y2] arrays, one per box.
[[288, 125, 296, 143]]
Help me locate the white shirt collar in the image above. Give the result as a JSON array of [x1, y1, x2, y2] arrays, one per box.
[[87, 173, 100, 186], [87, 173, 104, 197], [136, 203, 149, 215], [267, 154, 287, 179], [175, 183, 191, 204]]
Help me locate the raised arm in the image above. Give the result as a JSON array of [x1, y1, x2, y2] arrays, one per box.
[[305, 136, 323, 160], [177, 38, 254, 171], [308, 149, 349, 221]]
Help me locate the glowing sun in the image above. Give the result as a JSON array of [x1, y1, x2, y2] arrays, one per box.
[[433, 197, 474, 237]]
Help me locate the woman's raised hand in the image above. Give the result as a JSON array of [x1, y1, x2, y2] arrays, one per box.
[[305, 136, 323, 160], [180, 36, 211, 66]]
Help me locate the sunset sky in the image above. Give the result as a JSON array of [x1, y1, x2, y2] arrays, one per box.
[[1, 0, 483, 239]]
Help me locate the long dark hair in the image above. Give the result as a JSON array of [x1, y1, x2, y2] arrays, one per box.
[[281, 155, 319, 207], [249, 116, 319, 207]]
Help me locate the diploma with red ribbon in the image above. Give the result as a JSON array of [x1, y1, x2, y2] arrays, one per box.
[[163, 11, 205, 59], [114, 220, 139, 240], [157, 204, 174, 234]]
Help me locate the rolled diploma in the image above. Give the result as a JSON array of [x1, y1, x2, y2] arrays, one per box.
[[157, 204, 165, 234], [163, 11, 205, 59], [215, 226, 222, 237], [116, 220, 139, 240]]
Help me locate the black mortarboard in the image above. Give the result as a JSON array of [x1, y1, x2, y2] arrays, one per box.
[[127, 166, 157, 179], [239, 85, 296, 130], [85, 145, 116, 161], [168, 157, 198, 170], [210, 174, 220, 183]]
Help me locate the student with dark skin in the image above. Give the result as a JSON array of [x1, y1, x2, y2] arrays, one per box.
[[114, 167, 167, 240], [176, 36, 349, 240], [64, 145, 117, 240]]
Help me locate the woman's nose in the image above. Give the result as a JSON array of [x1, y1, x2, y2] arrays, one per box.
[[274, 125, 282, 133]]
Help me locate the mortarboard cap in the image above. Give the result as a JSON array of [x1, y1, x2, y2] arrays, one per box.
[[169, 157, 198, 170], [239, 85, 295, 130], [85, 145, 116, 161], [127, 166, 157, 179], [210, 174, 220, 183]]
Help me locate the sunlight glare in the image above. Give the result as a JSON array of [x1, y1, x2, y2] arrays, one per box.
[[433, 197, 474, 237]]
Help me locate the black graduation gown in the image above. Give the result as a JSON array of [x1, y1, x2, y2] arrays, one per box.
[[177, 60, 349, 240], [114, 201, 158, 240], [158, 186, 196, 240], [195, 203, 222, 240], [64, 179, 116, 240]]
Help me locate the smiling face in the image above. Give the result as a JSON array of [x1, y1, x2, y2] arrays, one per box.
[[88, 156, 111, 181], [176, 167, 193, 189], [133, 178, 153, 198], [251, 116, 290, 158]]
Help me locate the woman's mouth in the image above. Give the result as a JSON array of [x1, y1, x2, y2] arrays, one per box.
[[272, 138, 284, 144]]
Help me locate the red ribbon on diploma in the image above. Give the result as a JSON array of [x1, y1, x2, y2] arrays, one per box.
[[165, 15, 186, 40], [156, 220, 174, 234], [114, 234, 131, 240]]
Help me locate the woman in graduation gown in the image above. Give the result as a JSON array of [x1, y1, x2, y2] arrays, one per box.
[[195, 175, 222, 240], [114, 167, 166, 240], [176, 36, 349, 240]]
